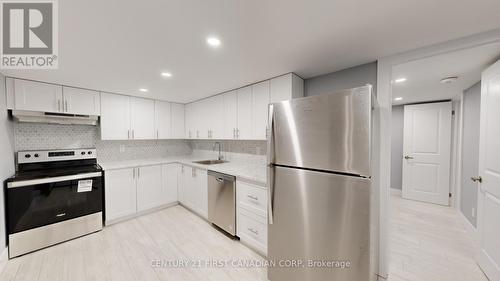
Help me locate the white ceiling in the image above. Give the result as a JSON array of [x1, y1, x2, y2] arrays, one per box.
[[392, 42, 500, 105], [2, 0, 500, 103]]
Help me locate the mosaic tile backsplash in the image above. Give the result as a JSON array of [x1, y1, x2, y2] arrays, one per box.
[[13, 122, 266, 164]]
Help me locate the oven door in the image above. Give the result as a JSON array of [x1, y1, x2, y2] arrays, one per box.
[[6, 172, 103, 234]]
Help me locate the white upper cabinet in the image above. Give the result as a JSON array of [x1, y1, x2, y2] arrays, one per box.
[[171, 103, 185, 139], [62, 86, 100, 115], [154, 100, 172, 139], [100, 92, 131, 140], [13, 79, 63, 113], [252, 81, 270, 140], [223, 91, 238, 139], [205, 95, 224, 139], [10, 79, 101, 115], [270, 73, 304, 103], [237, 86, 253, 140], [130, 97, 155, 140]]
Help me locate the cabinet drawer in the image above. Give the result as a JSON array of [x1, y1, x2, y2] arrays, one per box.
[[237, 181, 267, 218], [237, 208, 267, 255]]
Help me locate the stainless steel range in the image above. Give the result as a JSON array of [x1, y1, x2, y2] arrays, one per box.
[[5, 149, 103, 258]]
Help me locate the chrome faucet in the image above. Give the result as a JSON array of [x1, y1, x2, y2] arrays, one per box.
[[213, 142, 223, 160]]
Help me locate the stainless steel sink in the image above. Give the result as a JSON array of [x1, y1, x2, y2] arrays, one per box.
[[193, 159, 228, 165]]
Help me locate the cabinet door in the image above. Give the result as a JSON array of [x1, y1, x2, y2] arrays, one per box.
[[270, 73, 304, 103], [208, 95, 224, 139], [184, 103, 196, 139], [171, 103, 185, 139], [252, 80, 270, 140], [194, 101, 208, 139], [130, 97, 155, 140], [62, 86, 100, 115], [105, 168, 136, 222], [194, 169, 208, 218], [137, 165, 163, 212], [14, 79, 63, 113], [154, 100, 171, 139], [100, 93, 131, 140], [237, 86, 252, 139], [178, 165, 186, 204], [223, 91, 238, 139], [162, 164, 179, 205], [183, 166, 196, 209]]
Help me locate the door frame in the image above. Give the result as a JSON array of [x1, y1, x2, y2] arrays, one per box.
[[376, 28, 500, 278]]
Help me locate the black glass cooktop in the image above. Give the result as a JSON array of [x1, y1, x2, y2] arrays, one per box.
[[7, 159, 102, 182]]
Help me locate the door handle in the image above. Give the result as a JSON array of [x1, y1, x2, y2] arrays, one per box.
[[247, 195, 258, 201], [57, 99, 61, 112], [267, 104, 275, 225], [471, 176, 482, 183], [65, 100, 68, 112], [404, 155, 414, 160]]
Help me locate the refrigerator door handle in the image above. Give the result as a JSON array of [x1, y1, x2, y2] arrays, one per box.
[[267, 104, 275, 224]]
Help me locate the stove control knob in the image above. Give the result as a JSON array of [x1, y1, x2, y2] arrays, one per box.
[[81, 151, 86, 155], [34, 153, 39, 158], [25, 154, 31, 158], [88, 151, 92, 155]]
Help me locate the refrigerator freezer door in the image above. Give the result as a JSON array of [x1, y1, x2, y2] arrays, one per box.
[[268, 166, 371, 281], [271, 85, 371, 176]]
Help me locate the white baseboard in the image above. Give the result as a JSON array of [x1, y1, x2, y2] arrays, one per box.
[[458, 209, 478, 243], [390, 188, 402, 196]]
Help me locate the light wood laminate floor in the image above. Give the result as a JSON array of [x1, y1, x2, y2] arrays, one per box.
[[387, 194, 488, 281], [0, 197, 488, 281]]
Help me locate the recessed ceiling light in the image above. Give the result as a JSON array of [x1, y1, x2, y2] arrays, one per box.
[[440, 76, 458, 84], [394, 97, 403, 101], [206, 37, 221, 47], [394, 78, 407, 83], [161, 72, 172, 78], [139, 88, 148, 92]]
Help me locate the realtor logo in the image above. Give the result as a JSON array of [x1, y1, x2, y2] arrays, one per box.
[[1, 0, 58, 69]]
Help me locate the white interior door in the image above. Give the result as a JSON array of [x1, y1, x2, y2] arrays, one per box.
[[477, 60, 500, 281], [402, 102, 452, 205]]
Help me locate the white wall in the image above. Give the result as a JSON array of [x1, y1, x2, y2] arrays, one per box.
[[0, 74, 15, 253], [390, 106, 404, 190]]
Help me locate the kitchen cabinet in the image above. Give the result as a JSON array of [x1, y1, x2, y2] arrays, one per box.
[[252, 81, 270, 140], [222, 91, 238, 139], [130, 97, 155, 140], [62, 86, 100, 115], [162, 164, 179, 205], [185, 103, 195, 139], [236, 86, 253, 139], [236, 180, 268, 255], [154, 100, 172, 139], [10, 79, 101, 115], [203, 95, 224, 139], [171, 103, 185, 138], [136, 165, 163, 211], [270, 73, 304, 103], [100, 92, 131, 140], [178, 165, 208, 218], [105, 168, 137, 222], [13, 79, 63, 113], [105, 164, 166, 223]]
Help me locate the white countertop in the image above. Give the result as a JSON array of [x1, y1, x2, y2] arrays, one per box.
[[99, 156, 267, 185]]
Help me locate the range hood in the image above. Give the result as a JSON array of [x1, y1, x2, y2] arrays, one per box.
[[12, 110, 98, 126]]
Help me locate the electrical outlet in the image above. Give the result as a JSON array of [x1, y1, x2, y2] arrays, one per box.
[[472, 207, 476, 218], [120, 145, 125, 153]]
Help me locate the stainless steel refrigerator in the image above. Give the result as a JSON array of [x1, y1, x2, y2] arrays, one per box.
[[267, 85, 377, 281]]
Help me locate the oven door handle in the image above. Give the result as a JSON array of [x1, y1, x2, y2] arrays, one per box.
[[7, 172, 102, 188]]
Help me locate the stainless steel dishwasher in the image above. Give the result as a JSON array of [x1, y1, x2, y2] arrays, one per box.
[[208, 170, 236, 236]]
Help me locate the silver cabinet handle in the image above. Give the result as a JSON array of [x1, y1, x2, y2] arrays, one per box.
[[57, 99, 61, 112], [181, 165, 184, 173], [247, 228, 258, 235], [128, 130, 130, 140], [404, 155, 414, 160], [132, 130, 135, 139], [236, 128, 240, 139], [137, 167, 140, 178], [471, 176, 482, 183], [247, 195, 258, 201], [157, 130, 159, 139], [65, 100, 68, 112], [133, 168, 135, 178], [267, 104, 275, 224], [216, 177, 224, 183]]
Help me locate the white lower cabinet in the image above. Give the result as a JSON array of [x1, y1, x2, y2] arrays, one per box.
[[105, 164, 177, 224], [179, 165, 208, 219], [105, 168, 137, 222], [137, 165, 163, 212], [236, 180, 268, 255]]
